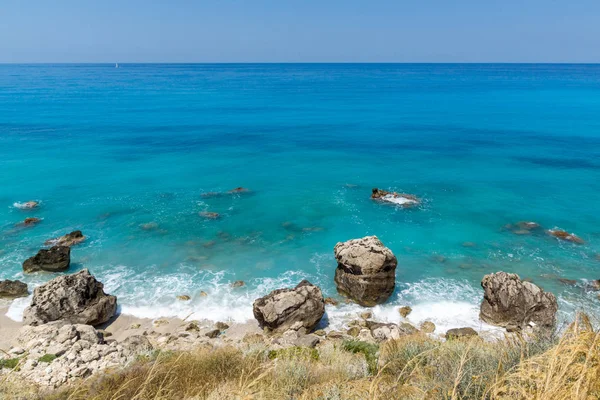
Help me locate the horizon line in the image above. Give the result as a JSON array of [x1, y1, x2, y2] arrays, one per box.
[[2, 61, 600, 65]]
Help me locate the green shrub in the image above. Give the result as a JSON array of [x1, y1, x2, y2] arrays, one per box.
[[38, 354, 58, 363], [0, 357, 20, 369], [342, 340, 379, 375]]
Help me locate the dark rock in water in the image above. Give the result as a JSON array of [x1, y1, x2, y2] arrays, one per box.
[[23, 269, 117, 326], [45, 230, 86, 247], [333, 236, 397, 306], [0, 279, 28, 298], [324, 297, 339, 306], [504, 221, 543, 235], [23, 245, 71, 273], [462, 242, 476, 248], [199, 211, 220, 220], [445, 327, 478, 340], [228, 187, 250, 194], [253, 280, 325, 333], [547, 229, 585, 244], [176, 294, 191, 301], [231, 280, 245, 288], [371, 188, 420, 207], [480, 271, 558, 330], [558, 278, 578, 286], [17, 217, 41, 227]]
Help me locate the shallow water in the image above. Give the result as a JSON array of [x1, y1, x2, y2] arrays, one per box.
[[2, 64, 600, 333]]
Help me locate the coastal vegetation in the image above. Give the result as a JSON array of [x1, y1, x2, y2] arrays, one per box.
[[1, 314, 597, 400]]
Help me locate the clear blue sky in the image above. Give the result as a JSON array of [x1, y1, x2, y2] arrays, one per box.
[[1, 0, 599, 63]]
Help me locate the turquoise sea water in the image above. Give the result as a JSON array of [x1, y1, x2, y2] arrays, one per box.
[[2, 64, 600, 332]]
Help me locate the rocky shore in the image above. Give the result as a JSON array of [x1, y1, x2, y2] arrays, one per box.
[[0, 234, 563, 391]]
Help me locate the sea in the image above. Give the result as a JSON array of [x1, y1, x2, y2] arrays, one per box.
[[1, 63, 600, 333]]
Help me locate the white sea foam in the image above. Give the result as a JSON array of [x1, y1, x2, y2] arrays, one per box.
[[381, 194, 417, 206], [12, 200, 41, 209], [6, 295, 31, 322]]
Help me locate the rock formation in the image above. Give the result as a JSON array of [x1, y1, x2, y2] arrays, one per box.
[[0, 279, 28, 298], [23, 245, 70, 273], [333, 236, 397, 306], [44, 230, 86, 247], [480, 271, 558, 330], [253, 280, 325, 333], [23, 269, 117, 326], [371, 188, 420, 207]]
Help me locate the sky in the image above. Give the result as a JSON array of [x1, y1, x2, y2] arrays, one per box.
[[1, 0, 599, 63]]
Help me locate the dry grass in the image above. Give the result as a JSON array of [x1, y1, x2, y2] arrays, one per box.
[[8, 314, 600, 400]]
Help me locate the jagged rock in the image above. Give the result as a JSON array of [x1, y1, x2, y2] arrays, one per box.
[[253, 280, 325, 333], [480, 271, 558, 330], [334, 236, 397, 306], [23, 269, 117, 326], [231, 280, 245, 288], [176, 294, 191, 301], [398, 306, 412, 318], [44, 230, 86, 247], [23, 246, 70, 273], [0, 279, 28, 298], [371, 188, 420, 207], [445, 327, 478, 340]]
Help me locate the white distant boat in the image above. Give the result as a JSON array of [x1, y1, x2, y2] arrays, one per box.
[[115, 63, 119, 68]]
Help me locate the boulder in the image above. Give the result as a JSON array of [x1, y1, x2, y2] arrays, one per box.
[[366, 321, 417, 342], [333, 236, 397, 306], [419, 321, 436, 333], [445, 327, 478, 340], [23, 269, 117, 326], [398, 306, 412, 318], [371, 188, 420, 207], [0, 279, 28, 298], [23, 245, 70, 273], [480, 271, 558, 330], [44, 230, 86, 247], [253, 280, 325, 333]]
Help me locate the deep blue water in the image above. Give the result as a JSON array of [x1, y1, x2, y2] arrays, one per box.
[[2, 64, 600, 332]]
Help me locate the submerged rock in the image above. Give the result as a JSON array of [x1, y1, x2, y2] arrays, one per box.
[[44, 230, 86, 247], [480, 271, 558, 331], [16, 217, 41, 227], [23, 245, 71, 273], [0, 279, 28, 298], [231, 280, 245, 288], [228, 187, 251, 194], [547, 228, 585, 244], [333, 236, 397, 306], [253, 280, 325, 333], [23, 269, 117, 326], [371, 188, 420, 207], [199, 211, 220, 219]]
